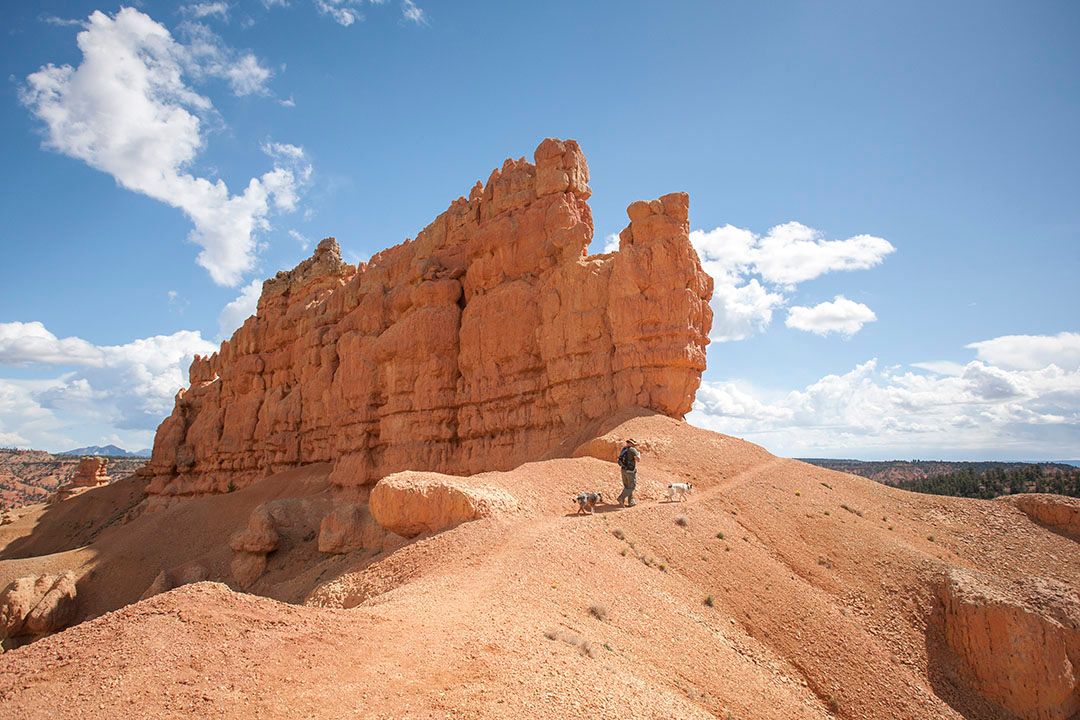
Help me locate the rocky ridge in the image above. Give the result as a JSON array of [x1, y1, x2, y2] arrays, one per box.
[[142, 138, 713, 504]]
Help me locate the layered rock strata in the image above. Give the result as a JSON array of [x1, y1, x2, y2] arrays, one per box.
[[144, 138, 713, 500], [50, 457, 111, 502]]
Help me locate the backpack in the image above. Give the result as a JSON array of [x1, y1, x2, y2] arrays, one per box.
[[618, 446, 637, 471]]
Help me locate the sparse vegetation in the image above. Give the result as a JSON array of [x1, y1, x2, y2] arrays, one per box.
[[612, 528, 625, 540], [715, 531, 725, 540], [226, 480, 237, 493], [588, 604, 608, 621], [544, 629, 595, 658], [826, 694, 841, 713], [675, 515, 689, 527], [840, 504, 863, 517], [619, 548, 628, 556], [704, 594, 715, 607], [817, 556, 833, 569], [927, 535, 935, 542], [794, 490, 801, 496]]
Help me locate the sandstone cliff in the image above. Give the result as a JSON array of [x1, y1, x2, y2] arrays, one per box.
[[143, 139, 713, 501]]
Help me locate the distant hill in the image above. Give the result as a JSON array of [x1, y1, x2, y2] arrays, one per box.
[[58, 445, 150, 458], [800, 458, 1080, 499], [0, 449, 146, 510]]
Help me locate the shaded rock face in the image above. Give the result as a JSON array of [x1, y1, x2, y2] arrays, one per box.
[[0, 572, 78, 644], [369, 471, 519, 538], [229, 498, 331, 589], [936, 568, 1080, 720], [317, 503, 404, 554], [144, 138, 713, 500], [1003, 493, 1080, 541]]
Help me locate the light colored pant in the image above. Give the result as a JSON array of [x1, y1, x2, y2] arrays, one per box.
[[618, 468, 637, 505]]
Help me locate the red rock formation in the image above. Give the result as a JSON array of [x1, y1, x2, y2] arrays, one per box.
[[50, 457, 112, 503], [0, 572, 78, 643], [937, 568, 1080, 720], [1002, 493, 1080, 541], [144, 138, 713, 501]]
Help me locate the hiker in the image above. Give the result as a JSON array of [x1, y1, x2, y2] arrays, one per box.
[[617, 439, 641, 507]]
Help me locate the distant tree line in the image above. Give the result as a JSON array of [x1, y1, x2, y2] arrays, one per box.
[[907, 464, 1080, 499]]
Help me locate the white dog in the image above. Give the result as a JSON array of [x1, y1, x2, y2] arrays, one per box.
[[666, 482, 693, 502]]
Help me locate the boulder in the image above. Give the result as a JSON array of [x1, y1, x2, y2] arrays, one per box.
[[229, 506, 279, 554], [936, 568, 1080, 720], [369, 471, 519, 538], [0, 572, 78, 640], [231, 552, 268, 590]]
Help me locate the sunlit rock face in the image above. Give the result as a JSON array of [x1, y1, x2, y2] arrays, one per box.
[[143, 138, 713, 501]]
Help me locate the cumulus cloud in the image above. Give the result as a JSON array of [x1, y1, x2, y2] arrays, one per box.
[[688, 332, 1080, 458], [785, 295, 877, 337], [218, 279, 263, 338], [0, 322, 104, 366], [689, 223, 892, 342], [0, 322, 216, 449], [20, 8, 310, 286]]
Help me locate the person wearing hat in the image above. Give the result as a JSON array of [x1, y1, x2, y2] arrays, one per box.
[[616, 439, 641, 507]]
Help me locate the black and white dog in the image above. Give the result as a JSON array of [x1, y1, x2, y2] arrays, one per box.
[[666, 482, 693, 502], [572, 491, 603, 514]]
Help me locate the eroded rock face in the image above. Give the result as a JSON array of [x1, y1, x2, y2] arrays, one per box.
[[317, 503, 403, 554], [936, 568, 1080, 720], [369, 471, 519, 538], [0, 572, 78, 641], [143, 138, 712, 500], [50, 457, 112, 503], [1003, 494, 1080, 541]]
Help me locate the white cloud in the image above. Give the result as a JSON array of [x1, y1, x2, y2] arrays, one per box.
[[751, 222, 894, 287], [688, 332, 1080, 458], [182, 2, 230, 21], [711, 279, 785, 342], [690, 222, 893, 343], [316, 0, 361, 25], [402, 0, 426, 23], [966, 332, 1080, 371], [179, 21, 274, 97], [0, 322, 104, 366], [42, 15, 83, 27], [20, 8, 310, 287], [601, 233, 620, 254], [0, 322, 217, 449], [288, 229, 311, 250], [785, 295, 877, 337], [218, 279, 263, 338]]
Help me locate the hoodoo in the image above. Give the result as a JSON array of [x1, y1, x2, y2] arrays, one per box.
[[142, 139, 713, 503]]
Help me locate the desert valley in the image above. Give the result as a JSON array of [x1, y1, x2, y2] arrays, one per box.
[[1, 139, 1078, 720]]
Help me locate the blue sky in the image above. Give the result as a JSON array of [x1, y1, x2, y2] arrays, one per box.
[[1, 1, 1078, 458]]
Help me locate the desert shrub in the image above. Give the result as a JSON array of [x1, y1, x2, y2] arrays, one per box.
[[675, 515, 689, 527], [704, 594, 715, 607], [588, 604, 608, 621], [612, 528, 625, 540], [715, 531, 725, 540]]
